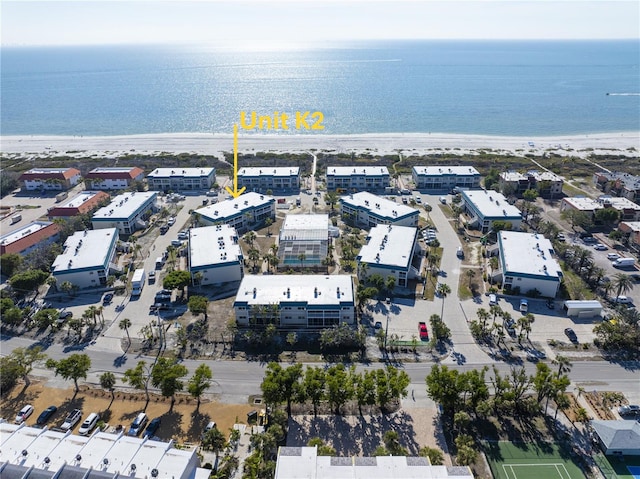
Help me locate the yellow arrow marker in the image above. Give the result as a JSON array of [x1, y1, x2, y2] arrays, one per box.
[[225, 124, 246, 199]]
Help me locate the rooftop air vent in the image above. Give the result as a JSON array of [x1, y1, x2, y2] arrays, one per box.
[[44, 457, 50, 464], [151, 469, 159, 478], [75, 454, 82, 462]]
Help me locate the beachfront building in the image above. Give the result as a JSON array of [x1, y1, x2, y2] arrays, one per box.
[[278, 214, 329, 269], [146, 167, 216, 191], [560, 197, 603, 218], [188, 225, 244, 286], [499, 170, 564, 198], [412, 166, 481, 191], [356, 224, 420, 288], [194, 192, 275, 233], [47, 191, 110, 220], [460, 190, 522, 233], [19, 167, 82, 191], [598, 196, 640, 222], [91, 191, 158, 236], [238, 167, 300, 192], [594, 171, 640, 202], [339, 192, 419, 229], [619, 221, 640, 250], [275, 447, 473, 479], [84, 166, 145, 190], [51, 228, 119, 289], [234, 275, 355, 328], [493, 231, 562, 297], [0, 423, 211, 479], [0, 221, 60, 256], [326, 166, 390, 191], [590, 420, 640, 456]]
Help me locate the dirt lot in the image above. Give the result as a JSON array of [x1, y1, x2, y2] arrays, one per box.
[[1, 382, 255, 444]]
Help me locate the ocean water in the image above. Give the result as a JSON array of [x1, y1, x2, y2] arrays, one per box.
[[1, 40, 638, 136]]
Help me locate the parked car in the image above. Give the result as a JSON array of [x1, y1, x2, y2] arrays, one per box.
[[546, 299, 555, 309], [556, 233, 566, 242], [167, 217, 176, 226], [526, 351, 540, 362], [61, 409, 83, 431], [456, 247, 464, 258], [519, 299, 528, 313], [128, 412, 148, 436], [582, 236, 597, 244], [610, 296, 633, 304], [78, 412, 100, 435], [148, 271, 156, 284], [204, 421, 217, 433], [171, 239, 183, 247], [58, 310, 73, 320], [159, 224, 169, 234], [607, 253, 620, 261], [419, 321, 429, 340], [489, 294, 497, 306], [564, 328, 578, 343], [143, 417, 161, 438], [415, 196, 422, 203], [15, 405, 34, 424], [593, 243, 608, 251], [36, 405, 58, 425], [619, 405, 640, 416], [102, 293, 114, 305]]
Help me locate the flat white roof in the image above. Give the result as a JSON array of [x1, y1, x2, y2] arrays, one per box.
[[196, 192, 274, 221], [189, 225, 242, 269], [0, 425, 202, 479], [92, 191, 157, 221], [235, 275, 353, 307], [52, 228, 117, 273], [413, 166, 480, 176], [564, 300, 603, 308], [147, 168, 214, 178], [499, 231, 562, 279], [327, 166, 389, 177], [462, 190, 522, 218], [280, 214, 329, 241], [500, 171, 526, 181], [531, 170, 562, 181], [358, 224, 417, 269], [340, 192, 417, 220], [23, 168, 76, 174], [621, 221, 640, 232], [0, 221, 55, 247], [563, 197, 602, 211], [57, 191, 103, 209], [275, 447, 473, 479], [239, 167, 300, 177], [599, 196, 640, 210]]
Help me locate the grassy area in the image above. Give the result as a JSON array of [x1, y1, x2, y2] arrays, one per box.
[[562, 182, 591, 197], [560, 261, 596, 300], [484, 441, 585, 479], [438, 203, 455, 219], [422, 247, 443, 301]]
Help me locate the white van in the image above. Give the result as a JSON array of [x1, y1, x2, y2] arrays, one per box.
[[489, 294, 497, 306], [78, 412, 100, 435], [439, 196, 447, 204]]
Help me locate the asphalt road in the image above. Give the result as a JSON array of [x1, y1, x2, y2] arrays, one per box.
[[2, 333, 639, 406]]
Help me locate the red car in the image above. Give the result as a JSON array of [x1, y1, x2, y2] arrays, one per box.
[[419, 322, 429, 341]]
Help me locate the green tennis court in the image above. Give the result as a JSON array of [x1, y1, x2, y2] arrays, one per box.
[[484, 441, 585, 479]]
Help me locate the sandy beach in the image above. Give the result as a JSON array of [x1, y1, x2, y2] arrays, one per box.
[[1, 132, 639, 159]]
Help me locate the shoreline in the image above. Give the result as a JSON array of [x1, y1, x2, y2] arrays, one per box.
[[1, 131, 639, 158]]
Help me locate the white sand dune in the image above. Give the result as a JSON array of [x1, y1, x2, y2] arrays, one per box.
[[1, 132, 639, 159]]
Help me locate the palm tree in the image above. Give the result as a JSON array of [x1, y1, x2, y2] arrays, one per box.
[[436, 283, 451, 319], [119, 318, 132, 344], [552, 355, 572, 376], [612, 273, 634, 299], [298, 252, 306, 270], [476, 308, 490, 335], [100, 371, 116, 409], [465, 269, 476, 287], [265, 217, 273, 236], [248, 248, 260, 272]]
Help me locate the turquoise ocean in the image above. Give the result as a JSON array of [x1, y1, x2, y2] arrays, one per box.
[[1, 40, 638, 136]]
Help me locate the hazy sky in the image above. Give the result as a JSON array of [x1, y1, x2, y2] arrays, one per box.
[[2, 0, 638, 47]]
